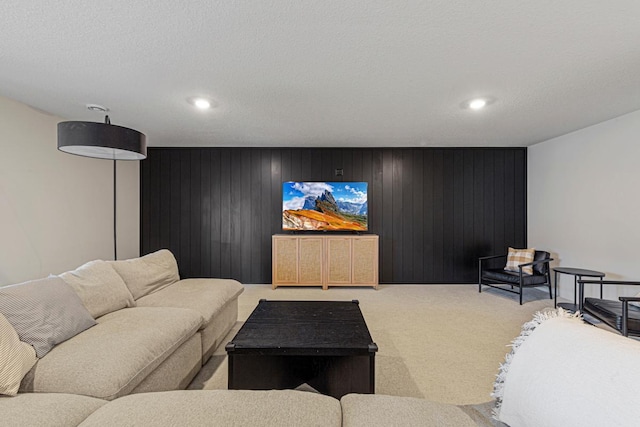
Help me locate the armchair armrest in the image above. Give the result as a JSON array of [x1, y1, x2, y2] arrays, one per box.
[[619, 296, 640, 302], [518, 258, 553, 267]]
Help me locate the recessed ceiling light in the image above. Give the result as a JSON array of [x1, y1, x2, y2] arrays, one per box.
[[194, 98, 211, 109], [461, 97, 496, 111], [468, 99, 487, 110], [188, 97, 214, 110]]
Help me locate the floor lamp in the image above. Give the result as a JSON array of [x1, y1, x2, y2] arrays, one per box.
[[57, 116, 147, 260]]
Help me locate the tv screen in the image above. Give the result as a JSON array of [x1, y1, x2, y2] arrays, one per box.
[[282, 181, 368, 231]]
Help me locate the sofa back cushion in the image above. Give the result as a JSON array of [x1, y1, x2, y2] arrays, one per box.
[[109, 249, 180, 300], [59, 260, 135, 318], [0, 277, 96, 357], [0, 313, 37, 396]]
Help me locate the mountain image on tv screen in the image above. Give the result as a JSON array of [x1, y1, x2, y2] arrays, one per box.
[[282, 182, 368, 231]]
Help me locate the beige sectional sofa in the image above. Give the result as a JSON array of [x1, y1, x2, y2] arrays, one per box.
[[4, 249, 243, 401], [3, 389, 489, 427]]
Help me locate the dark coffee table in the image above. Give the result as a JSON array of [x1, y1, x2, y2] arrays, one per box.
[[225, 299, 378, 399]]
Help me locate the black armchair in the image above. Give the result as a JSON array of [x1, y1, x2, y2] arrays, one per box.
[[580, 280, 640, 337], [478, 251, 553, 305]]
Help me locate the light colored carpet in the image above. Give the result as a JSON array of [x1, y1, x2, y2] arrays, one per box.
[[188, 284, 555, 405]]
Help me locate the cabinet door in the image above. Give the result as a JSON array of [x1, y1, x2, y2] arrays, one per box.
[[272, 237, 298, 284], [298, 237, 324, 284], [352, 237, 379, 285], [326, 238, 352, 284]]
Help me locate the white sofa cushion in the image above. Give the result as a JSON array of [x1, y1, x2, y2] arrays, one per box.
[[79, 390, 342, 427], [20, 307, 202, 400], [110, 249, 180, 300], [0, 313, 37, 396], [59, 260, 135, 318]]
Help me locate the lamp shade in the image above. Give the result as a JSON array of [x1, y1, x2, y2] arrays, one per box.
[[57, 121, 146, 160]]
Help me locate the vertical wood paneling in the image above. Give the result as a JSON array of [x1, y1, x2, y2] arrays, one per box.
[[190, 150, 201, 276], [412, 150, 424, 283], [380, 150, 393, 282], [210, 150, 221, 277], [201, 150, 211, 277], [431, 150, 444, 281], [260, 150, 273, 281], [230, 150, 243, 280], [401, 150, 413, 282], [169, 153, 181, 263], [240, 149, 252, 281], [219, 149, 231, 278], [250, 150, 262, 282], [422, 150, 435, 282], [141, 147, 527, 284], [442, 150, 454, 280]]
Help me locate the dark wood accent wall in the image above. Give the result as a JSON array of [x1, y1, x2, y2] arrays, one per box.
[[141, 148, 527, 284]]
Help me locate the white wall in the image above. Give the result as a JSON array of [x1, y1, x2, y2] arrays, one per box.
[[528, 109, 640, 301], [0, 95, 140, 285]]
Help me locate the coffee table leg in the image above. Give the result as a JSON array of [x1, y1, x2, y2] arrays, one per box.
[[227, 354, 235, 389], [369, 354, 375, 394]]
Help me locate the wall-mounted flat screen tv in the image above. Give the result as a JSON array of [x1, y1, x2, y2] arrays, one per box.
[[282, 181, 368, 232]]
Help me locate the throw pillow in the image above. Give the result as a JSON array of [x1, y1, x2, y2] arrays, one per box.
[[0, 276, 96, 358], [109, 249, 180, 300], [0, 313, 37, 396], [494, 309, 640, 427], [59, 260, 136, 318], [504, 247, 535, 275]]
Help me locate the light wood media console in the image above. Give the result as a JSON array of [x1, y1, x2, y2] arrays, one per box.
[[272, 234, 379, 290]]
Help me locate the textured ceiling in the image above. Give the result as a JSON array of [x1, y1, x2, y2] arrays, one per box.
[[2, 1, 640, 147]]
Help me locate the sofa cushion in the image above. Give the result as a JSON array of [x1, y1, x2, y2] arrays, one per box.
[[0, 393, 106, 427], [59, 260, 136, 318], [110, 249, 180, 300], [20, 307, 202, 400], [0, 276, 96, 357], [482, 269, 548, 286], [0, 313, 37, 396], [135, 278, 244, 328], [340, 394, 476, 427], [79, 390, 342, 427]]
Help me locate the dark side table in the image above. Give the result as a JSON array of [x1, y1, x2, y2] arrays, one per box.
[[554, 267, 605, 312]]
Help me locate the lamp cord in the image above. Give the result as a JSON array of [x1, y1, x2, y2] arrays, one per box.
[[114, 159, 117, 261]]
